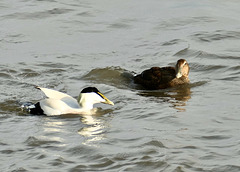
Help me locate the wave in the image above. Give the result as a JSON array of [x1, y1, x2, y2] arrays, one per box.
[[2, 8, 73, 20], [191, 30, 240, 42], [82, 66, 135, 89]]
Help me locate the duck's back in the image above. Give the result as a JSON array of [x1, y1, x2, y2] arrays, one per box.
[[134, 67, 176, 89]]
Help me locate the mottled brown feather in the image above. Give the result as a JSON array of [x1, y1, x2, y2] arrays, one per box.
[[134, 59, 190, 90]]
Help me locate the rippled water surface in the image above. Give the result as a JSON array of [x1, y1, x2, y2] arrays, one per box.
[[1, 0, 240, 171]]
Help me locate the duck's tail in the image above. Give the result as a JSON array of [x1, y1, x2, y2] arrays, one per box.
[[21, 102, 35, 112], [21, 102, 44, 115]]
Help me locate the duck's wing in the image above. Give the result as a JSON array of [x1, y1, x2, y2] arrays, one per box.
[[134, 67, 176, 89], [36, 87, 80, 109], [36, 86, 72, 99], [40, 99, 81, 116]]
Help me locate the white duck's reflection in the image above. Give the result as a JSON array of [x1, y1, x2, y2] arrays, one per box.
[[40, 118, 67, 147], [78, 109, 113, 146]]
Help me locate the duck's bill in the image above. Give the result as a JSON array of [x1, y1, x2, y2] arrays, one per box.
[[176, 71, 182, 78], [176, 67, 183, 78], [103, 99, 114, 105], [97, 92, 114, 105]]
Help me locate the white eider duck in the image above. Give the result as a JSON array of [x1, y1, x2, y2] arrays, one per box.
[[134, 59, 190, 90], [27, 86, 114, 116]]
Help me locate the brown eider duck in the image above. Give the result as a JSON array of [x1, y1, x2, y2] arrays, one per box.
[[134, 59, 190, 90]]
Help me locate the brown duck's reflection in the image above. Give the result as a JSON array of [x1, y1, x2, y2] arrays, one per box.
[[137, 85, 192, 112], [78, 109, 113, 146]]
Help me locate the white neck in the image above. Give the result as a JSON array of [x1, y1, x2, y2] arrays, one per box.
[[80, 101, 94, 110], [78, 93, 101, 110]]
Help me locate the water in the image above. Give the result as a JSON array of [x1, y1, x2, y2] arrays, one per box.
[[0, 0, 240, 171]]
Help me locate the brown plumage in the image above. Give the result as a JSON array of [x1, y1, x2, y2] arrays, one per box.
[[134, 59, 190, 90]]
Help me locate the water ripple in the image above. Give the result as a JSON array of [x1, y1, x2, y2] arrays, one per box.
[[82, 66, 134, 89], [1, 0, 240, 171], [192, 30, 240, 42], [3, 8, 73, 20]]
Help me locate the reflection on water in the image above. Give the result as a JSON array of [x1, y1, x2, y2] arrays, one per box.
[[1, 0, 240, 171], [138, 86, 192, 112], [78, 109, 113, 146], [78, 115, 105, 146], [43, 119, 65, 133], [42, 118, 66, 144], [40, 109, 113, 147], [136, 81, 207, 111]]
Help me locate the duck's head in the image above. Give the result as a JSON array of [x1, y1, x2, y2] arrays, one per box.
[[78, 87, 114, 109], [175, 59, 189, 78]]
